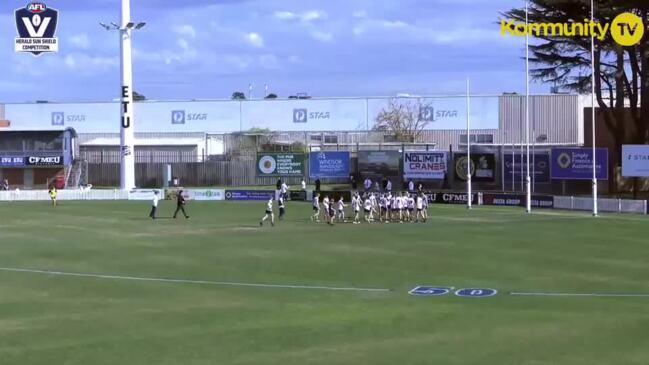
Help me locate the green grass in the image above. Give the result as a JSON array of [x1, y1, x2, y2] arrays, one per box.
[[1, 201, 648, 365]]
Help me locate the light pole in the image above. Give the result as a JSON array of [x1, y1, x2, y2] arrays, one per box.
[[525, 0, 531, 213], [466, 78, 472, 210], [99, 0, 145, 191], [590, 0, 598, 216]]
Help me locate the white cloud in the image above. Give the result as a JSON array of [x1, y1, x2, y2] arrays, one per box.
[[61, 53, 118, 73], [310, 31, 333, 43], [259, 54, 280, 69], [172, 24, 196, 39], [273, 11, 296, 20], [69, 34, 90, 49], [302, 10, 326, 21], [64, 55, 76, 69], [353, 10, 368, 19], [353, 18, 498, 45], [246, 32, 264, 48], [274, 10, 327, 22], [381, 20, 408, 28], [177, 38, 190, 51]]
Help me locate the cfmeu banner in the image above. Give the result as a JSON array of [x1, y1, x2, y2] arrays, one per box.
[[403, 152, 447, 179]]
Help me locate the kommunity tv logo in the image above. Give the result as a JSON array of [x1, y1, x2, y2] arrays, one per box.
[[500, 12, 644, 46]]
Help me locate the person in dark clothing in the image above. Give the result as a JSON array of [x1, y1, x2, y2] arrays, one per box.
[[173, 190, 190, 219], [315, 178, 321, 191]]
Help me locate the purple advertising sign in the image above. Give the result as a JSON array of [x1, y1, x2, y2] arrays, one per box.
[[504, 154, 550, 183], [550, 148, 608, 180]]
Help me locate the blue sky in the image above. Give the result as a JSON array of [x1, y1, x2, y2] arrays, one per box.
[[0, 0, 545, 103]]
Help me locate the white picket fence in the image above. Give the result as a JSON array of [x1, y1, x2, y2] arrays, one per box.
[[553, 196, 647, 214], [0, 189, 129, 201]]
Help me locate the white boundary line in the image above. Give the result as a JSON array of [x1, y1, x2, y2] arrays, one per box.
[[510, 291, 649, 298], [0, 267, 391, 293]]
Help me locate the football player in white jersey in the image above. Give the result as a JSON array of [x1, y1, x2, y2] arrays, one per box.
[[416, 193, 425, 222], [363, 195, 373, 223], [336, 196, 346, 222], [352, 193, 361, 224], [322, 195, 330, 222], [378, 194, 387, 222], [311, 193, 321, 222], [407, 194, 415, 222], [422, 193, 429, 221], [260, 195, 275, 227]]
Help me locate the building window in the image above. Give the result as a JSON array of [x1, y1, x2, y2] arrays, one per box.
[[324, 135, 338, 144], [460, 134, 494, 144]]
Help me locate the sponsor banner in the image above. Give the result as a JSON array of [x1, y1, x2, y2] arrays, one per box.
[[403, 152, 447, 179], [358, 151, 401, 181], [128, 189, 164, 201], [503, 154, 550, 183], [225, 190, 274, 201], [622, 145, 649, 177], [309, 151, 350, 178], [482, 193, 554, 208], [25, 155, 63, 166], [429, 192, 478, 205], [551, 148, 608, 180], [0, 156, 26, 167], [454, 153, 496, 182], [257, 153, 305, 177], [189, 188, 225, 201], [289, 190, 307, 201], [3, 97, 498, 134]]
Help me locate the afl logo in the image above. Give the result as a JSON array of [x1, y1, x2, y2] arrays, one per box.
[[15, 2, 59, 56], [258, 155, 277, 174], [27, 2, 47, 12]]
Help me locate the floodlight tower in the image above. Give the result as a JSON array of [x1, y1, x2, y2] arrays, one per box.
[[100, 0, 145, 190]]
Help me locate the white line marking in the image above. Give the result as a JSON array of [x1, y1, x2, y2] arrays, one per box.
[[0, 267, 391, 293], [510, 292, 649, 298]]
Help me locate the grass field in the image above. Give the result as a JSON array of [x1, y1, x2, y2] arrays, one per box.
[[1, 200, 648, 364]]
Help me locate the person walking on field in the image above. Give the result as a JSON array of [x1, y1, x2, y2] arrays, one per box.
[[48, 186, 57, 206], [173, 190, 190, 219], [149, 191, 159, 220], [260, 195, 275, 227]]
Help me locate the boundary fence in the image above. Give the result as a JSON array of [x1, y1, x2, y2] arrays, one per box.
[[1, 189, 647, 215]]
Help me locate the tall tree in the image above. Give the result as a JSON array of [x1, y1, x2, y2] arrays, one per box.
[[502, 0, 649, 193], [373, 98, 432, 142]]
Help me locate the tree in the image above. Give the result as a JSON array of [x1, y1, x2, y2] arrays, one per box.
[[265, 93, 278, 99], [373, 98, 432, 142], [133, 91, 146, 102], [502, 0, 649, 193], [231, 91, 246, 100]]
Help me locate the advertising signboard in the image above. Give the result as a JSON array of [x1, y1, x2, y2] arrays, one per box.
[[622, 145, 649, 177], [403, 152, 447, 179], [257, 153, 305, 177], [309, 151, 350, 178], [550, 148, 608, 180]]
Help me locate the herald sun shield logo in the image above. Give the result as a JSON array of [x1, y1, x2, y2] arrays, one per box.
[[15, 2, 59, 56]]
